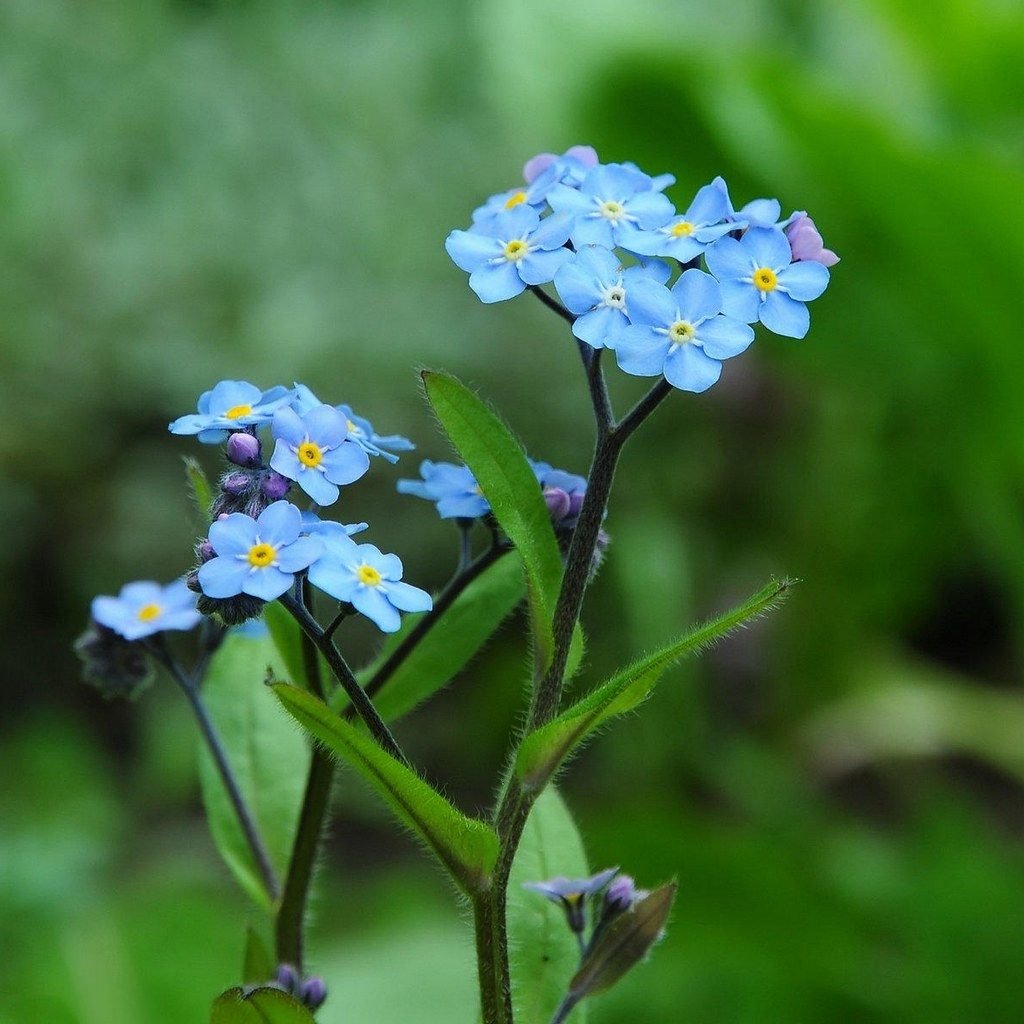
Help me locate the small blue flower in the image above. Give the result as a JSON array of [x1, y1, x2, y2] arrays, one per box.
[[270, 405, 370, 506], [705, 226, 830, 339], [715, 176, 787, 229], [92, 579, 202, 641], [300, 510, 369, 538], [553, 246, 670, 350], [547, 164, 674, 249], [198, 501, 323, 602], [446, 206, 573, 303], [169, 380, 295, 444], [618, 179, 733, 262], [523, 145, 599, 187], [307, 534, 432, 633], [397, 460, 489, 519], [615, 268, 755, 392], [470, 164, 563, 234], [523, 867, 620, 934], [289, 385, 414, 463]]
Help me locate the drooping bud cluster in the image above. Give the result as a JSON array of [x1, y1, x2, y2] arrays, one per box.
[[447, 145, 837, 393], [271, 964, 328, 1012]]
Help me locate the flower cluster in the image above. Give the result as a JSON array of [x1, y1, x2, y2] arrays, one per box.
[[447, 146, 837, 392]]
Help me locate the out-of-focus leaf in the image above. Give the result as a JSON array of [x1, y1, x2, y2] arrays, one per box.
[[184, 455, 213, 522], [803, 657, 1024, 783], [421, 369, 583, 677], [199, 632, 310, 908], [273, 682, 498, 893], [507, 787, 590, 1024], [517, 579, 791, 791], [243, 927, 275, 985], [569, 882, 677, 999], [348, 553, 524, 722], [262, 602, 308, 693], [210, 987, 315, 1023]]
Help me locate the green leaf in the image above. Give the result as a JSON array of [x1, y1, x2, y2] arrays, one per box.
[[184, 455, 213, 521], [273, 682, 498, 893], [198, 632, 311, 908], [421, 370, 582, 676], [348, 553, 525, 722], [262, 602, 310, 691], [508, 787, 590, 1024], [516, 578, 792, 791], [568, 882, 677, 999], [242, 927, 275, 985], [210, 987, 316, 1024]]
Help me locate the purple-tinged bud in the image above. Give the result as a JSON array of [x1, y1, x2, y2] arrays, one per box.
[[226, 431, 261, 467], [222, 472, 251, 496], [300, 977, 327, 1011], [567, 491, 585, 519], [785, 213, 840, 267], [262, 471, 291, 501], [275, 964, 300, 995], [544, 487, 572, 522], [604, 874, 638, 915], [197, 539, 216, 563]]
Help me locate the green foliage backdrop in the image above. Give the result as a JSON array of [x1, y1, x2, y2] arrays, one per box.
[[2, 1, 1023, 1021]]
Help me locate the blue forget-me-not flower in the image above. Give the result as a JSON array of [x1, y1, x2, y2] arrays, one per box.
[[397, 461, 489, 519], [169, 380, 295, 444], [92, 579, 202, 641], [198, 501, 323, 602], [307, 534, 432, 633]]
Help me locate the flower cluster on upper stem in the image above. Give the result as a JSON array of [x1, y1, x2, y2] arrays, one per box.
[[446, 146, 838, 393]]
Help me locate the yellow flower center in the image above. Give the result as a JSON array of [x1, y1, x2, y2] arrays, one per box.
[[669, 320, 696, 345], [753, 267, 778, 292], [598, 200, 624, 221], [346, 419, 361, 436], [504, 190, 528, 210], [670, 221, 695, 237], [298, 441, 323, 468], [137, 603, 162, 622], [357, 564, 382, 587], [225, 404, 253, 420], [503, 239, 528, 262], [247, 543, 276, 568]]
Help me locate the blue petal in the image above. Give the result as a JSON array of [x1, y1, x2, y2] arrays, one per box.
[[742, 227, 791, 270], [352, 587, 402, 632], [519, 247, 571, 286], [697, 316, 756, 360], [308, 557, 357, 602], [614, 224, 661, 256], [272, 407, 306, 445], [615, 326, 670, 377], [297, 470, 341, 506], [554, 257, 603, 314], [208, 380, 262, 414], [163, 579, 200, 612], [446, 230, 500, 272], [322, 442, 371, 486], [305, 405, 349, 447], [628, 260, 672, 286], [120, 581, 163, 606], [384, 580, 433, 613], [623, 191, 674, 230], [684, 180, 729, 224], [660, 235, 705, 263], [740, 197, 782, 227], [663, 345, 722, 393], [529, 212, 572, 250], [491, 204, 541, 238], [778, 260, 830, 301], [546, 183, 593, 216], [160, 608, 203, 633], [209, 514, 257, 557], [198, 557, 250, 598], [704, 236, 753, 281], [168, 413, 207, 435], [269, 442, 302, 483], [623, 278, 673, 328], [436, 494, 489, 518], [671, 269, 722, 322], [276, 536, 324, 573], [760, 292, 810, 338], [257, 501, 302, 546], [243, 566, 294, 602], [571, 217, 615, 249], [469, 263, 525, 303], [717, 279, 760, 323], [574, 306, 625, 349]]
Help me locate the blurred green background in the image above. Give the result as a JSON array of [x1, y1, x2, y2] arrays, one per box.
[[3, 0, 1024, 1020]]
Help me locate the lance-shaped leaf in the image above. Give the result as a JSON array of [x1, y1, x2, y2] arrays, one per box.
[[568, 882, 677, 1000], [348, 552, 525, 722], [516, 578, 792, 791], [184, 455, 213, 521], [210, 987, 316, 1024], [199, 631, 310, 907], [273, 682, 498, 892], [421, 369, 583, 677], [242, 927, 275, 986]]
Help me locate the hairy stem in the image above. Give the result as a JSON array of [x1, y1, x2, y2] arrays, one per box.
[[474, 890, 514, 1024], [151, 643, 281, 903], [278, 592, 408, 765]]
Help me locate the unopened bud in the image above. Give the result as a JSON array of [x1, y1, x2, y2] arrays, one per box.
[[226, 431, 261, 467], [275, 964, 300, 995], [300, 977, 327, 1011], [197, 539, 216, 563], [222, 472, 251, 495], [604, 874, 637, 915], [262, 471, 291, 501], [544, 487, 572, 522]]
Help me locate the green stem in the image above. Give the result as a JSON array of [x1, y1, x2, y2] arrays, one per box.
[[473, 890, 514, 1024], [278, 592, 409, 766]]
